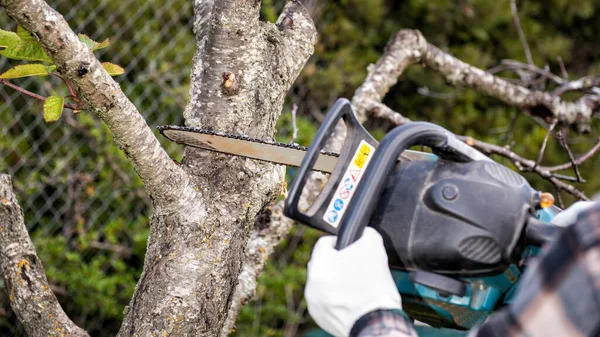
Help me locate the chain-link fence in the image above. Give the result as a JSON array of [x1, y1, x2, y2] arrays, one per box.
[[0, 1, 194, 335]]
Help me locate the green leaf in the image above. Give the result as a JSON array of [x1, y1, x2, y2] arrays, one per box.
[[0, 40, 52, 62], [102, 62, 125, 76], [43, 96, 64, 123], [0, 29, 20, 48], [0, 64, 54, 79], [16, 26, 33, 41], [78, 34, 110, 51]]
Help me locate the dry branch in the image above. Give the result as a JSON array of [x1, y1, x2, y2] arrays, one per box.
[[350, 28, 600, 201], [552, 75, 600, 96], [0, 174, 89, 337], [352, 30, 599, 132], [455, 136, 590, 200]]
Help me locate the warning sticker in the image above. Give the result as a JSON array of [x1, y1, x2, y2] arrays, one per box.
[[353, 143, 372, 168], [323, 140, 375, 228]]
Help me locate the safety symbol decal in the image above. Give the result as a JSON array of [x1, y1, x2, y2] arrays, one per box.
[[323, 140, 375, 227]]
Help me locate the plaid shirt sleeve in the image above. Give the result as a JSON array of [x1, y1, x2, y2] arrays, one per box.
[[352, 203, 600, 337], [470, 202, 600, 337], [349, 309, 418, 337]]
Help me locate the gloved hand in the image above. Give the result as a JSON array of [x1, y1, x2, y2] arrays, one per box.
[[305, 227, 402, 337], [551, 201, 597, 227]]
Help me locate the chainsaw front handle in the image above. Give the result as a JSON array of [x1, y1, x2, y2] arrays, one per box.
[[284, 98, 378, 235]]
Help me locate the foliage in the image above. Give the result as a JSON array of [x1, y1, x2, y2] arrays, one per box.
[[0, 26, 124, 123], [1, 0, 600, 336]]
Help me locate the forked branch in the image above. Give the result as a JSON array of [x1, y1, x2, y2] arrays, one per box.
[[0, 174, 89, 337], [352, 30, 600, 132]]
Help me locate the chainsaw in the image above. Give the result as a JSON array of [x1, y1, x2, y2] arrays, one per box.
[[159, 98, 561, 336]]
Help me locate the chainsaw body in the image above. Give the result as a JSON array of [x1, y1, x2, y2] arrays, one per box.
[[284, 99, 560, 335]]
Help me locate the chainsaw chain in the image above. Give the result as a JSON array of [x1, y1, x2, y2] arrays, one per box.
[[157, 125, 340, 158]]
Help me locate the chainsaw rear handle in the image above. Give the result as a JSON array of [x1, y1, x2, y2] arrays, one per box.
[[284, 98, 378, 234], [335, 122, 491, 250]]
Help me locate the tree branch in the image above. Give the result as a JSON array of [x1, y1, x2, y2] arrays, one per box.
[[220, 200, 295, 337], [1, 79, 80, 110], [0, 174, 89, 337], [356, 98, 592, 201], [552, 75, 600, 96], [274, 0, 318, 87], [455, 136, 590, 200], [352, 29, 599, 132], [0, 0, 190, 205], [352, 30, 426, 123], [499, 59, 565, 85], [368, 100, 411, 125], [544, 138, 600, 172]]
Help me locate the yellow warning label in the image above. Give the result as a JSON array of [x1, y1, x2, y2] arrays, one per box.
[[353, 143, 372, 168]]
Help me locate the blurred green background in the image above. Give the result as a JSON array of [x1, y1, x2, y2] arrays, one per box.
[[1, 0, 599, 336]]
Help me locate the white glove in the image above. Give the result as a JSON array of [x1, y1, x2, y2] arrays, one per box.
[[305, 227, 402, 337], [551, 201, 597, 227]]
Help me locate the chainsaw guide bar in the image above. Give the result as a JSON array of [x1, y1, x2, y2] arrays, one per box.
[[158, 125, 433, 173], [158, 125, 339, 172]]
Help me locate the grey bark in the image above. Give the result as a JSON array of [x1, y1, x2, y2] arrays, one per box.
[[0, 0, 316, 336], [0, 174, 89, 337], [352, 30, 599, 132], [181, 1, 316, 335]]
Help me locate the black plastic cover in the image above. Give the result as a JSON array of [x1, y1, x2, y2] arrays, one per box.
[[370, 159, 532, 276]]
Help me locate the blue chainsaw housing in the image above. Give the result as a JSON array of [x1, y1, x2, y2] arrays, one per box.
[[392, 208, 556, 337]]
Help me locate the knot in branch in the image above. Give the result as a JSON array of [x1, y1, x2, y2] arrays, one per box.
[[221, 70, 243, 96], [388, 29, 427, 60]]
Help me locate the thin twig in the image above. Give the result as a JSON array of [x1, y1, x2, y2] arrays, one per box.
[[554, 186, 565, 208], [510, 0, 534, 65], [290, 103, 298, 143], [552, 75, 600, 96], [502, 111, 520, 147], [417, 86, 457, 99], [500, 60, 565, 84], [550, 176, 589, 200], [1, 78, 47, 102], [534, 118, 557, 168], [543, 138, 600, 172], [49, 72, 78, 101], [557, 56, 568, 80], [0, 79, 80, 110], [552, 173, 580, 182], [457, 135, 589, 200], [557, 129, 584, 183]]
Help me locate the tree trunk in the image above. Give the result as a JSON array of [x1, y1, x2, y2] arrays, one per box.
[[0, 0, 315, 335], [118, 1, 316, 336]]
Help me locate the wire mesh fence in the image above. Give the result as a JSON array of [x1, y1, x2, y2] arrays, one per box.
[[0, 1, 194, 335]]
